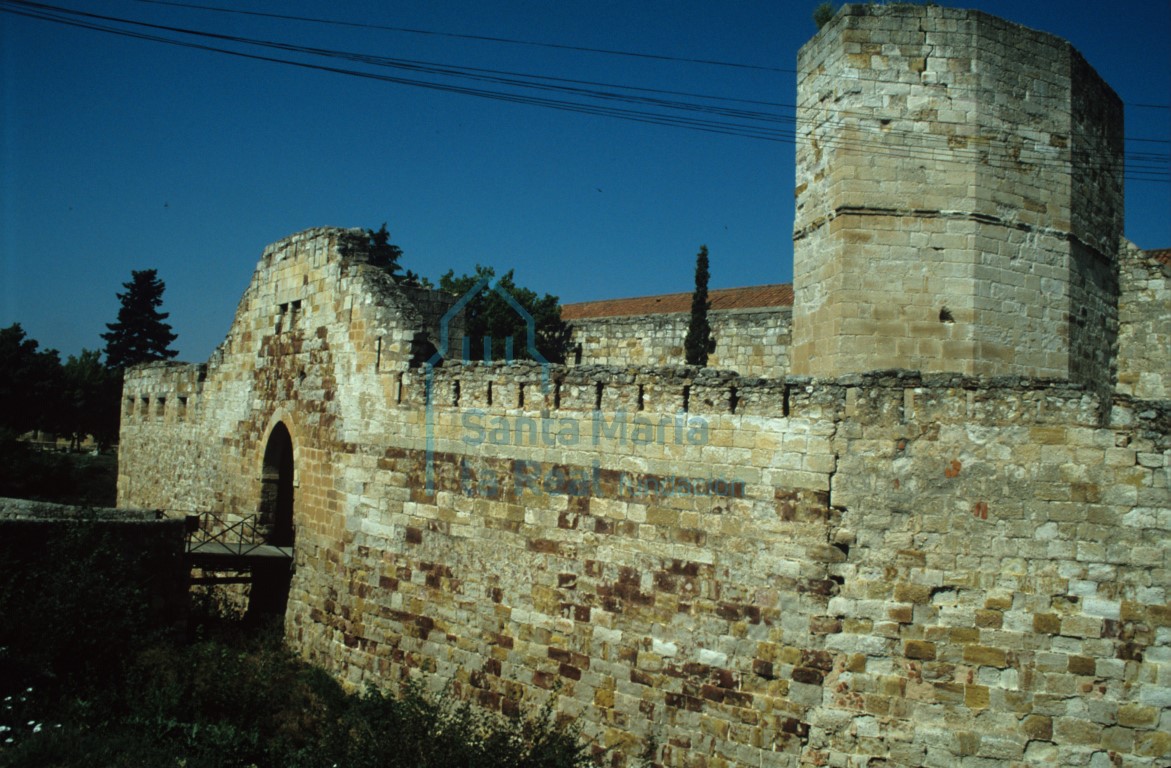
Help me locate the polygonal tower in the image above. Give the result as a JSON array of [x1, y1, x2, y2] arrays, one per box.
[[790, 4, 1123, 383]]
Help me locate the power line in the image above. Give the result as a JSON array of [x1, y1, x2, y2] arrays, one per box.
[[128, 0, 794, 75], [126, 0, 1171, 114], [110, 2, 1171, 152], [14, 0, 1171, 151], [7, 0, 1165, 182], [2, 0, 1167, 183]]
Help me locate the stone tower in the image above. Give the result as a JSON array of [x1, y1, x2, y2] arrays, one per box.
[[791, 4, 1123, 383]]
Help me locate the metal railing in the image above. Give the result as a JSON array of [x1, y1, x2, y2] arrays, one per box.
[[185, 510, 278, 557]]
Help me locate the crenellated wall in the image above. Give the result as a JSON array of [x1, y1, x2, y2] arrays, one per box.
[[115, 7, 1169, 766], [118, 225, 1170, 767]]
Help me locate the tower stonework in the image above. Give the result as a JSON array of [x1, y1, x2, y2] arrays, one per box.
[[791, 4, 1123, 382]]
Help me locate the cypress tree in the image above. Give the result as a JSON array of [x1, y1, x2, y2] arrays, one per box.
[[684, 245, 713, 366]]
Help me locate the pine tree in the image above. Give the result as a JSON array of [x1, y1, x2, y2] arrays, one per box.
[[684, 245, 713, 366], [338, 222, 405, 277], [367, 223, 404, 276], [101, 269, 179, 370]]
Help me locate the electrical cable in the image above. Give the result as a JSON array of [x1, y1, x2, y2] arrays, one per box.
[[1, 0, 1166, 183]]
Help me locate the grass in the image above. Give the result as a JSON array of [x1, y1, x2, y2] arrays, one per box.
[[0, 432, 118, 507]]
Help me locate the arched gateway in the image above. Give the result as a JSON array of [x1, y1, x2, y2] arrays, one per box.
[[247, 422, 295, 618]]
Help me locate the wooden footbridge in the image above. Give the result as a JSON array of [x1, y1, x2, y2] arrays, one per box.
[[184, 511, 293, 585]]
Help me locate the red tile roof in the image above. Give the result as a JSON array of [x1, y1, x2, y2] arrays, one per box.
[[1149, 248, 1170, 266], [562, 283, 794, 320]]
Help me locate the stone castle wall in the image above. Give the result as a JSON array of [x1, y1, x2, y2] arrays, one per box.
[[569, 307, 792, 378], [119, 225, 1171, 767], [114, 6, 1169, 766], [1118, 242, 1171, 400]]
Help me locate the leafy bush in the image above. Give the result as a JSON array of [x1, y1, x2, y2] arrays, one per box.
[[0, 516, 169, 694], [1, 610, 595, 768], [337, 680, 591, 768]]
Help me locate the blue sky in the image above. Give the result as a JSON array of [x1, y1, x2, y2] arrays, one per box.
[[2, 0, 1168, 362]]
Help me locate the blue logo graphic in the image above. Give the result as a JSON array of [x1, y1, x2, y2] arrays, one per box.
[[424, 277, 550, 494]]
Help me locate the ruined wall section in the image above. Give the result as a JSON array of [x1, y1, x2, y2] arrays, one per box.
[[400, 284, 465, 360], [791, 5, 1122, 384], [118, 228, 434, 537], [1117, 242, 1171, 400], [570, 307, 792, 377], [285, 361, 849, 765], [817, 382, 1169, 766]]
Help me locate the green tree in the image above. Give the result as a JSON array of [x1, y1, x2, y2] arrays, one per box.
[[101, 269, 179, 371], [438, 266, 571, 364], [684, 245, 714, 366], [0, 323, 63, 436], [60, 349, 120, 450], [341, 222, 406, 277], [367, 222, 405, 275]]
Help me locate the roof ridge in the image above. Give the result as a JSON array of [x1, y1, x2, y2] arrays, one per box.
[[562, 283, 794, 320]]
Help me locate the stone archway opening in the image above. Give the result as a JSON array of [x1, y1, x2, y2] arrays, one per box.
[[247, 422, 295, 620]]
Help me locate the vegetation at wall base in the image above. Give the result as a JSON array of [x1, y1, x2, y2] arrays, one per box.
[[0, 623, 596, 768], [1, 553, 596, 768]]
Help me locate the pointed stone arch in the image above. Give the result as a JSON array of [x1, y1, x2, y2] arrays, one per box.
[[259, 421, 295, 546], [248, 420, 296, 619]]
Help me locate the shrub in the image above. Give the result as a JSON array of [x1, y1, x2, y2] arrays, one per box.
[[1, 619, 595, 768], [813, 2, 836, 28]]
